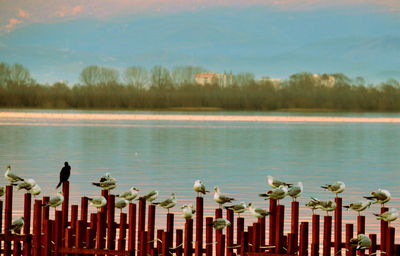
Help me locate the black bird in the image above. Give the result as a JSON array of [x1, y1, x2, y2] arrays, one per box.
[[56, 162, 71, 189]]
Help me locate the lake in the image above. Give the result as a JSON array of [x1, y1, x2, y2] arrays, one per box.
[[0, 109, 399, 239]]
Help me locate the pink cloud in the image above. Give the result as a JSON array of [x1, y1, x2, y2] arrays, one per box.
[[71, 5, 83, 16], [4, 18, 23, 31], [17, 9, 30, 18]]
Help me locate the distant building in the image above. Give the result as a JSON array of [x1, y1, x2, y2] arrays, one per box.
[[312, 74, 336, 87], [195, 73, 228, 87]]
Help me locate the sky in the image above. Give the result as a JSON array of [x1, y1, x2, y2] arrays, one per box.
[[1, 0, 400, 84]]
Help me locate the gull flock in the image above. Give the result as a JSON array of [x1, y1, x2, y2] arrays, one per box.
[[2, 165, 399, 249]]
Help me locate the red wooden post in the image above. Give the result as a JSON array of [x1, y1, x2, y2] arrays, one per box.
[[167, 213, 174, 249], [215, 208, 222, 256], [42, 196, 50, 231], [236, 217, 244, 246], [141, 231, 148, 256], [157, 230, 163, 253], [80, 197, 88, 223], [287, 233, 296, 254], [107, 194, 116, 250], [55, 210, 63, 256], [87, 213, 97, 251], [275, 204, 284, 254], [23, 193, 32, 255], [298, 222, 309, 256], [386, 227, 395, 256], [248, 226, 253, 252], [13, 240, 22, 256], [96, 211, 106, 256], [0, 200, 3, 232], [65, 228, 73, 255], [334, 197, 342, 256], [252, 222, 260, 252], [345, 224, 355, 256], [259, 216, 266, 247], [138, 198, 146, 252], [162, 231, 169, 256], [368, 234, 377, 256], [43, 219, 52, 256], [176, 229, 183, 256], [4, 185, 13, 256], [75, 220, 85, 250], [269, 199, 277, 247], [205, 217, 213, 256], [240, 232, 249, 256], [128, 203, 137, 254], [70, 205, 78, 232], [62, 181, 70, 229], [291, 201, 299, 250], [226, 209, 234, 256], [357, 216, 365, 235], [118, 213, 127, 251], [185, 218, 194, 256], [311, 214, 320, 256], [196, 197, 204, 256], [101, 190, 109, 215], [147, 204, 156, 252], [380, 207, 388, 254], [220, 234, 226, 256], [323, 215, 332, 256]]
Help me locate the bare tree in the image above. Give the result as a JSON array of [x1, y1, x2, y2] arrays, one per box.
[[0, 62, 10, 87], [150, 65, 172, 89], [171, 65, 206, 85], [79, 65, 119, 86], [8, 63, 33, 86], [124, 66, 149, 88]]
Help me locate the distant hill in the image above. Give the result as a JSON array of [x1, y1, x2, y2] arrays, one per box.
[[0, 6, 399, 84]]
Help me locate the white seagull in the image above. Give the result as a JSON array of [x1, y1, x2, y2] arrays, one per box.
[[321, 181, 345, 197], [118, 187, 140, 201], [92, 173, 117, 190], [88, 196, 107, 211], [29, 184, 41, 197], [15, 178, 36, 191], [193, 180, 209, 197], [43, 191, 64, 209], [313, 198, 336, 215], [212, 218, 231, 230], [373, 208, 399, 224], [306, 198, 320, 214], [259, 185, 288, 204], [4, 165, 24, 184], [9, 217, 24, 234], [224, 202, 248, 217], [154, 193, 177, 213], [350, 234, 372, 250], [267, 175, 292, 188], [213, 187, 235, 208], [248, 203, 270, 219], [364, 189, 391, 206], [139, 190, 159, 204], [288, 182, 303, 201], [181, 204, 196, 219], [343, 200, 372, 215], [115, 198, 129, 213]]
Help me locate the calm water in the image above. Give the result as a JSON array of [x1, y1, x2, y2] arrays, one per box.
[[0, 109, 399, 240]]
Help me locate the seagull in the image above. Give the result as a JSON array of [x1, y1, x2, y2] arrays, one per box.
[[193, 180, 209, 197], [87, 196, 107, 211], [9, 217, 24, 234], [364, 189, 391, 206], [212, 218, 231, 230], [92, 175, 117, 191], [321, 181, 345, 197], [56, 162, 71, 189], [248, 203, 270, 219], [288, 182, 303, 201], [115, 198, 129, 213], [4, 165, 24, 184], [0, 186, 4, 196], [306, 198, 320, 214], [373, 208, 399, 224], [43, 191, 64, 209], [343, 200, 372, 216], [259, 185, 288, 204], [349, 234, 372, 250], [29, 184, 41, 197], [213, 187, 235, 208], [154, 193, 177, 213], [181, 204, 196, 219], [267, 175, 292, 188], [224, 202, 247, 217], [139, 190, 159, 204], [15, 178, 36, 191], [117, 187, 140, 201], [312, 198, 336, 215]]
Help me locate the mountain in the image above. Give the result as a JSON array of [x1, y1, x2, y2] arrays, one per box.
[[0, 7, 399, 83]]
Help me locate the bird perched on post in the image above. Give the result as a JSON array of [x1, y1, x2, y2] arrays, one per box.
[[92, 173, 117, 190], [56, 162, 71, 189], [14, 178, 36, 191], [115, 198, 129, 213], [364, 189, 391, 206], [181, 204, 196, 219], [288, 182, 303, 201], [343, 200, 372, 215], [259, 185, 288, 204], [248, 203, 270, 219], [267, 175, 292, 188], [4, 165, 24, 184], [321, 181, 345, 197], [311, 198, 336, 216], [29, 184, 41, 197], [43, 191, 64, 209], [224, 202, 248, 217], [306, 198, 320, 214], [154, 193, 177, 213], [193, 180, 209, 197], [373, 208, 399, 224], [139, 190, 159, 204], [117, 187, 140, 202], [349, 234, 372, 250], [212, 218, 231, 230], [213, 187, 235, 208], [9, 217, 24, 234], [87, 196, 107, 211]]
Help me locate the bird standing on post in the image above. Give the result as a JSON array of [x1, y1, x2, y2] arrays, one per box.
[[193, 180, 209, 197], [5, 165, 24, 184], [321, 181, 345, 197], [56, 162, 71, 189], [10, 217, 24, 234]]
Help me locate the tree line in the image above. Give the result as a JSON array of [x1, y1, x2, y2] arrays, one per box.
[[1, 62, 400, 111]]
